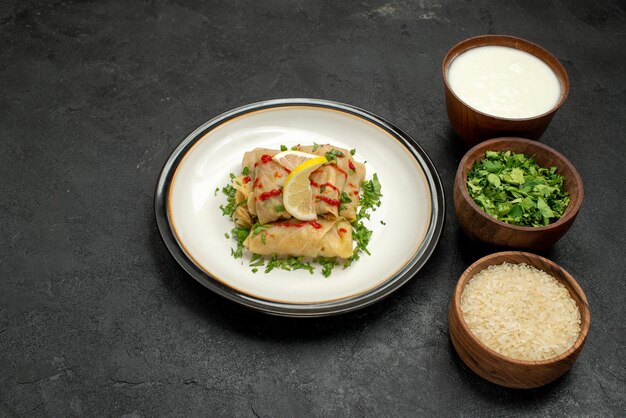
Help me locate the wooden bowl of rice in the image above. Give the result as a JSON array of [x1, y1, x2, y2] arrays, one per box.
[[449, 251, 590, 389]]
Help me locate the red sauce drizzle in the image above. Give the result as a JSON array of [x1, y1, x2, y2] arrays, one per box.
[[348, 182, 356, 188], [348, 160, 356, 171], [330, 164, 348, 178], [338, 228, 347, 234], [243, 176, 251, 184], [317, 196, 340, 206], [274, 220, 322, 229], [352, 191, 359, 196], [259, 189, 281, 201], [309, 180, 339, 192], [253, 178, 262, 189], [260, 154, 273, 164], [254, 162, 258, 168]]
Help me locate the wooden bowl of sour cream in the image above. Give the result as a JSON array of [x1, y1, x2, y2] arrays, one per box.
[[442, 35, 570, 147], [449, 251, 590, 389]]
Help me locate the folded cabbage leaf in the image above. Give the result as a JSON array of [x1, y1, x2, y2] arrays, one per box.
[[243, 148, 291, 225], [300, 144, 354, 219], [340, 161, 366, 222], [244, 219, 353, 258]]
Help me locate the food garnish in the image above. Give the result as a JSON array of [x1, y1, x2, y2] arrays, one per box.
[[272, 150, 320, 171], [282, 156, 328, 221]]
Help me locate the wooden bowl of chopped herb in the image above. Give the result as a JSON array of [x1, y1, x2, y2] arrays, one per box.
[[449, 251, 590, 388], [454, 137, 583, 250]]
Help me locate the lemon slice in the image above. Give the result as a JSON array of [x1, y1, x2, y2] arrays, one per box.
[[273, 150, 320, 171], [283, 156, 327, 220]]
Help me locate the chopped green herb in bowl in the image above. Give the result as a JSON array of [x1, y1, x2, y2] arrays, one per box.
[[454, 137, 584, 250], [466, 150, 569, 227]]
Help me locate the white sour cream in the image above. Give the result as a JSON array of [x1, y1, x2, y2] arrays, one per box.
[[447, 45, 561, 119]]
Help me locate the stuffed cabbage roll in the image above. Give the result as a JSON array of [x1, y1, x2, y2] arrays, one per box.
[[339, 161, 366, 222], [241, 150, 259, 217], [231, 174, 253, 228], [243, 148, 292, 225], [244, 219, 353, 258], [300, 144, 353, 219]]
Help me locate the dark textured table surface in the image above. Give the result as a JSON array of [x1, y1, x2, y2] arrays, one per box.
[[1, 1, 625, 416]]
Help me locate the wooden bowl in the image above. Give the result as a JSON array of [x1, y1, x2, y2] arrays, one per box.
[[449, 251, 590, 389], [454, 137, 583, 251], [442, 35, 570, 147]]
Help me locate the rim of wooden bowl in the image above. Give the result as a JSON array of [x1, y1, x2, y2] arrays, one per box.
[[452, 251, 591, 367], [455, 137, 584, 233], [442, 34, 570, 122]]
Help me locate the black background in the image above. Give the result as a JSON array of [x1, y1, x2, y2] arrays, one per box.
[[1, 1, 624, 416]]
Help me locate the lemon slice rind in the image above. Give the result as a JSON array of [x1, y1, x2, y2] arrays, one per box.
[[282, 156, 327, 221]]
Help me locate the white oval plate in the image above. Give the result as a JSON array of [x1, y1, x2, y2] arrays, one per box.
[[155, 99, 445, 316]]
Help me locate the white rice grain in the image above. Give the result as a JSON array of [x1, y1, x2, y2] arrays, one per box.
[[460, 262, 581, 361]]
